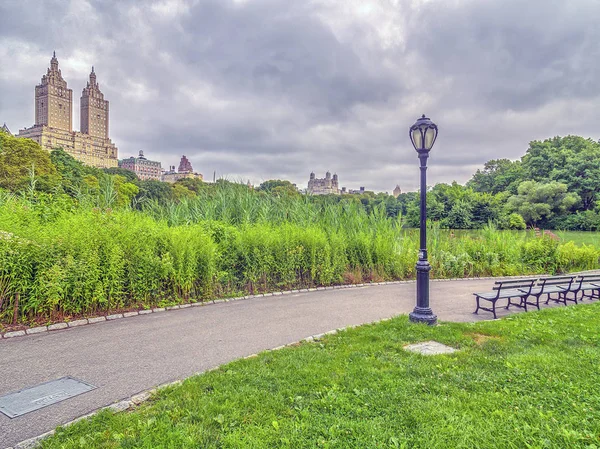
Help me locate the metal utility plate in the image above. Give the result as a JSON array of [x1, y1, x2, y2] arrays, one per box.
[[0, 377, 96, 418]]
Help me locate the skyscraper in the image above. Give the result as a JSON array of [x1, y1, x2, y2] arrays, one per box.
[[35, 51, 73, 132], [80, 67, 109, 139]]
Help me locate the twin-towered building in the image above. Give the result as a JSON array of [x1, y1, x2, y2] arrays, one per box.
[[18, 52, 118, 168], [308, 171, 340, 195]]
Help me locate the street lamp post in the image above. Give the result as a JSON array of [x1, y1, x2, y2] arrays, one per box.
[[408, 114, 438, 325]]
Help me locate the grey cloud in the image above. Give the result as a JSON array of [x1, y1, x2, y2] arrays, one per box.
[[1, 0, 600, 192], [406, 0, 600, 111]]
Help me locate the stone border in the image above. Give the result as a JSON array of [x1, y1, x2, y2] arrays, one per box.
[[3, 269, 599, 341], [9, 320, 394, 449]]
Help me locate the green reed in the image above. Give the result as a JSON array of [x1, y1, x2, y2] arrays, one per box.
[[0, 186, 598, 326]]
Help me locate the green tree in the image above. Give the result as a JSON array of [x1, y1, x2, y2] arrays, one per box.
[[136, 180, 174, 206], [82, 175, 100, 194], [404, 190, 445, 227], [467, 159, 523, 194], [505, 213, 527, 230], [50, 148, 85, 187], [50, 148, 104, 192], [172, 183, 196, 201], [103, 167, 139, 183], [175, 177, 205, 194], [0, 131, 58, 191], [113, 175, 139, 207], [507, 181, 579, 227], [521, 136, 600, 210], [258, 180, 299, 196], [443, 200, 473, 229], [470, 191, 506, 228]]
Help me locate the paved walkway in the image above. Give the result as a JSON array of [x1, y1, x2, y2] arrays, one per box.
[[0, 278, 567, 447]]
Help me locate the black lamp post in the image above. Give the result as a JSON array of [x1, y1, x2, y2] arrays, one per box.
[[408, 114, 438, 325]]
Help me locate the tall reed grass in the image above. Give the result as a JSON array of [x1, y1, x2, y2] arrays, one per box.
[[0, 184, 598, 326]]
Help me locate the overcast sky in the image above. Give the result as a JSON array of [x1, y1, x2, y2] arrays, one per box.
[[1, 0, 599, 192]]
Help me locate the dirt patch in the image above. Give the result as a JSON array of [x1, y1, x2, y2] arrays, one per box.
[[467, 333, 501, 345]]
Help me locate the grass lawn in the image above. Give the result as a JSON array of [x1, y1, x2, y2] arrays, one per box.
[[42, 305, 600, 449], [453, 228, 600, 248], [555, 231, 600, 247]]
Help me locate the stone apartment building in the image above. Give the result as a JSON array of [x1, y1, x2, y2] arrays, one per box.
[[17, 53, 118, 168], [119, 150, 162, 181], [307, 171, 340, 195]]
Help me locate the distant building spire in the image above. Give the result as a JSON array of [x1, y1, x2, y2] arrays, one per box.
[[89, 66, 97, 87], [50, 51, 58, 71]]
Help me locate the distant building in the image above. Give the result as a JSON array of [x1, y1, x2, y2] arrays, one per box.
[[340, 186, 366, 195], [393, 185, 402, 197], [178, 155, 193, 173], [307, 171, 339, 195], [1, 123, 11, 135], [119, 150, 162, 181], [17, 53, 118, 168], [162, 155, 203, 183]]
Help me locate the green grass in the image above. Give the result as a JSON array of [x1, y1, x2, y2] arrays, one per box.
[[456, 228, 600, 247], [555, 231, 600, 247], [41, 305, 600, 448]]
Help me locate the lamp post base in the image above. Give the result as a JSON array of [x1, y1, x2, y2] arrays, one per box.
[[409, 307, 437, 325]]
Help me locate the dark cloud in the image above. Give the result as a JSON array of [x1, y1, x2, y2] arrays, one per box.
[[1, 0, 599, 192]]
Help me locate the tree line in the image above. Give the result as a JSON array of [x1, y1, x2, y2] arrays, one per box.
[[313, 135, 600, 231], [1, 130, 599, 230]]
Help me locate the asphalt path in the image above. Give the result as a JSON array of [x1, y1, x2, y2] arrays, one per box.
[[0, 278, 559, 447]]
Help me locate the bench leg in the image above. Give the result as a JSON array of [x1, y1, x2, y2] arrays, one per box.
[[550, 291, 568, 306], [529, 294, 541, 311], [492, 299, 497, 319], [474, 296, 480, 314]]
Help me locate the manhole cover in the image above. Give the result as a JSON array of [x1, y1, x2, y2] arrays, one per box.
[[404, 341, 457, 355], [0, 377, 96, 418]]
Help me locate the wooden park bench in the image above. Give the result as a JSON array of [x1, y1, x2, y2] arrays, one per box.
[[473, 279, 537, 319]]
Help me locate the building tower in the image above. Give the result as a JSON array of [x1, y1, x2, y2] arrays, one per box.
[[178, 155, 193, 173], [80, 67, 109, 138], [35, 51, 73, 131]]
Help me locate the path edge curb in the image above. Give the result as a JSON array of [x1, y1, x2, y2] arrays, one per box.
[[3, 270, 598, 341]]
